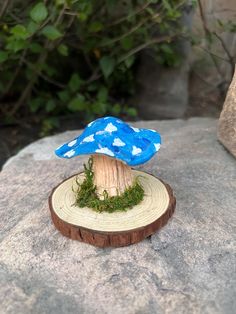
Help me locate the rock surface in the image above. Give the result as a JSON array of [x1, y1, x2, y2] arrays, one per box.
[[134, 59, 189, 119], [1, 118, 236, 314], [218, 69, 236, 158], [133, 3, 194, 120]]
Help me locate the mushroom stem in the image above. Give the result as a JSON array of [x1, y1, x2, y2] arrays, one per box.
[[92, 154, 134, 198]]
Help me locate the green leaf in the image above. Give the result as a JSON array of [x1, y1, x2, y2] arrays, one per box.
[[87, 82, 99, 92], [121, 36, 133, 50], [91, 102, 107, 114], [29, 43, 43, 53], [160, 43, 173, 54], [68, 73, 82, 92], [55, 0, 65, 6], [99, 56, 115, 79], [57, 44, 68, 56], [68, 94, 85, 112], [10, 25, 29, 39], [42, 25, 62, 40], [88, 21, 103, 33], [46, 100, 56, 112], [58, 90, 70, 102], [77, 12, 87, 22], [162, 0, 172, 11], [6, 39, 26, 52], [124, 55, 135, 68], [126, 107, 137, 117], [42, 63, 57, 77], [30, 2, 48, 23], [40, 117, 59, 136], [27, 21, 39, 35], [0, 51, 8, 63], [111, 103, 121, 115], [97, 86, 108, 102], [29, 98, 42, 113]]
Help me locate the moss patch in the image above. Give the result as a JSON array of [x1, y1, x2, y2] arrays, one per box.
[[74, 158, 144, 213]]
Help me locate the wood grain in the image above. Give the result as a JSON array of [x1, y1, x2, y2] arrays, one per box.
[[48, 171, 176, 247], [92, 154, 134, 198]]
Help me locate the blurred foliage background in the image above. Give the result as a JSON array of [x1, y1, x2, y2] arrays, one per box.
[[0, 0, 193, 135], [1, 0, 236, 169]]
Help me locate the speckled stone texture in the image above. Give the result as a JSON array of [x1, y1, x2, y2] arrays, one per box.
[[218, 69, 236, 158], [0, 118, 235, 314]]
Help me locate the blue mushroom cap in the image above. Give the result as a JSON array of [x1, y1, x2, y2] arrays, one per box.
[[55, 116, 161, 166]]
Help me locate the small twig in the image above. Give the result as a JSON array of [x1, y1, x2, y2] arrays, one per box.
[[0, 0, 10, 19], [100, 13, 160, 47], [118, 34, 176, 64], [86, 68, 101, 85], [213, 32, 235, 78], [64, 11, 78, 16], [21, 58, 66, 88], [197, 0, 225, 80], [84, 52, 95, 72], [9, 12, 23, 23], [197, 0, 211, 37], [197, 46, 233, 64], [10, 4, 67, 115], [108, 1, 153, 27], [192, 69, 222, 89], [3, 48, 28, 96]]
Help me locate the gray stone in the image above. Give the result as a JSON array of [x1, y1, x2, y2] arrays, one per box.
[[134, 59, 189, 119], [133, 4, 194, 120], [0, 118, 236, 314], [218, 69, 236, 158]]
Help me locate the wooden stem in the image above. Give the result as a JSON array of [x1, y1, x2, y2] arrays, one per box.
[[92, 155, 134, 198]]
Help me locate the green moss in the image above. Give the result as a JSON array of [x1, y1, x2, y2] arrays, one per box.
[[74, 158, 144, 213]]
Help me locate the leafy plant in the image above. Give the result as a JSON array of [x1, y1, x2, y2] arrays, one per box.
[[0, 0, 191, 133]]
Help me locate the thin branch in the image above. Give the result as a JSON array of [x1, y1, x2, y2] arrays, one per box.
[[0, 0, 10, 19], [21, 58, 66, 88], [10, 4, 67, 115], [64, 11, 78, 16], [197, 0, 211, 37], [3, 48, 28, 96], [213, 32, 235, 77], [197, 0, 225, 79], [9, 43, 50, 115], [108, 1, 153, 27], [117, 34, 176, 64], [192, 69, 222, 89], [197, 46, 233, 63], [86, 68, 101, 84], [9, 12, 23, 23], [86, 34, 178, 84], [100, 13, 160, 47]]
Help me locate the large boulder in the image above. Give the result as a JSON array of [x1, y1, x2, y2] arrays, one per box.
[[218, 69, 236, 158], [1, 118, 236, 314]]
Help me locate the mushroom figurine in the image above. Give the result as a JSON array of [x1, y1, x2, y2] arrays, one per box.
[[49, 116, 176, 247]]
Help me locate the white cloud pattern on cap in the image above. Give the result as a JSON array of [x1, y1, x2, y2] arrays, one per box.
[[82, 134, 94, 143], [105, 123, 117, 133], [95, 147, 114, 157], [64, 149, 75, 157], [132, 146, 142, 155], [113, 138, 125, 147], [68, 139, 77, 147], [131, 127, 140, 132], [154, 143, 161, 151]]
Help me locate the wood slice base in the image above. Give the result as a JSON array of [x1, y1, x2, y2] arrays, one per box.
[[48, 170, 176, 247]]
